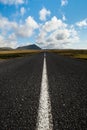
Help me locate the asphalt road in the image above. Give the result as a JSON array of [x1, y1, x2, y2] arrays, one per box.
[[0, 53, 43, 130], [0, 52, 87, 130], [46, 53, 87, 130]]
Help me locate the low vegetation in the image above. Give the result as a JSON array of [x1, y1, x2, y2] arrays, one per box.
[[0, 50, 42, 59], [48, 49, 87, 60], [0, 49, 87, 60]]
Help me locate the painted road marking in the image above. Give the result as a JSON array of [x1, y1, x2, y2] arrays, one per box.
[[36, 53, 53, 130]]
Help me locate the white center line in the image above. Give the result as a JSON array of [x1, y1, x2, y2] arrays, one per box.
[[36, 53, 53, 130]]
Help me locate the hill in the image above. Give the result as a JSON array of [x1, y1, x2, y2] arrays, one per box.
[[17, 44, 41, 50], [0, 47, 13, 51]]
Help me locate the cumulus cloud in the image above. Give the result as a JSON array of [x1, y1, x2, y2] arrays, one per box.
[[16, 16, 39, 37], [0, 15, 18, 34], [20, 7, 26, 16], [0, 14, 79, 49], [36, 16, 79, 49], [36, 16, 67, 44], [39, 7, 51, 21], [0, 15, 38, 37], [0, 0, 24, 5], [0, 34, 17, 48], [42, 16, 67, 32], [0, 15, 39, 48], [76, 18, 87, 28], [0, 16, 17, 48], [61, 0, 68, 6]]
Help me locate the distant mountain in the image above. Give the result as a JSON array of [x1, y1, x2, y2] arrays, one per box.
[[0, 47, 13, 51], [17, 44, 41, 50]]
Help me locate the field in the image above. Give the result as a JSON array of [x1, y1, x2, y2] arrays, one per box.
[[47, 49, 87, 60], [0, 49, 87, 60], [0, 50, 42, 59]]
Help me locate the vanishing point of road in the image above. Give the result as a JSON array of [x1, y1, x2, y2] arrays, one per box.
[[0, 52, 87, 130]]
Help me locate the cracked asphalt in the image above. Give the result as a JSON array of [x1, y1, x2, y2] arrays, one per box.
[[0, 52, 87, 130]]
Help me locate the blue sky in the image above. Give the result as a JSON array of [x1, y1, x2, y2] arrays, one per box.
[[0, 0, 87, 49]]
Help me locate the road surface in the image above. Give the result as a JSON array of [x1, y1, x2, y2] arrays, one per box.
[[0, 52, 87, 130]]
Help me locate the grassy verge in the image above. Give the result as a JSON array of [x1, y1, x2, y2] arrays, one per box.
[[0, 50, 42, 59], [47, 49, 87, 60]]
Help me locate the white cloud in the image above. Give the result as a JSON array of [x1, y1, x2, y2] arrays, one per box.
[[61, 0, 68, 6], [20, 7, 26, 16], [62, 14, 66, 21], [0, 34, 17, 48], [0, 16, 18, 48], [37, 16, 67, 45], [0, 15, 39, 48], [0, 15, 38, 37], [0, 15, 18, 33], [0, 0, 24, 5], [16, 16, 39, 37], [39, 7, 51, 21], [76, 18, 87, 28], [42, 16, 67, 32], [36, 16, 79, 49], [0, 14, 79, 49]]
